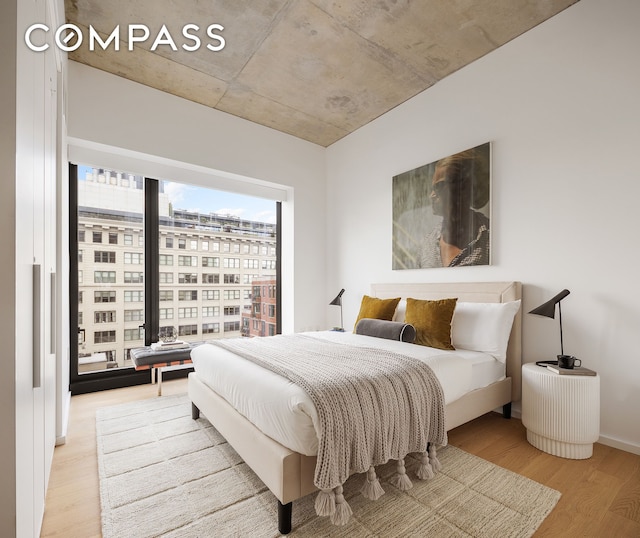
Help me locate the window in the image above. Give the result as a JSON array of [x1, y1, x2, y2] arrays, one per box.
[[72, 166, 279, 394], [94, 271, 116, 283], [202, 306, 219, 317], [202, 323, 219, 334], [94, 251, 116, 263], [159, 308, 174, 320], [202, 290, 219, 300], [124, 252, 143, 264], [262, 260, 277, 270], [178, 290, 197, 301], [94, 311, 116, 323], [244, 274, 259, 284], [224, 290, 240, 300], [159, 290, 174, 301], [178, 255, 198, 266], [94, 330, 116, 343], [94, 291, 116, 303], [178, 273, 198, 284], [124, 328, 144, 341], [124, 272, 144, 284], [124, 290, 144, 302], [202, 256, 219, 267], [178, 324, 198, 336], [269, 305, 276, 317], [223, 258, 240, 268], [124, 309, 144, 322], [224, 321, 240, 332]]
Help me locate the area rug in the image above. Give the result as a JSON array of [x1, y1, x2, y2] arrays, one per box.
[[97, 394, 560, 537]]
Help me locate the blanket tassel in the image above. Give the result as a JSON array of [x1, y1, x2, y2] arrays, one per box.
[[361, 466, 385, 500], [416, 450, 434, 480], [389, 458, 413, 491], [315, 488, 336, 517], [429, 444, 442, 472], [330, 485, 352, 526]]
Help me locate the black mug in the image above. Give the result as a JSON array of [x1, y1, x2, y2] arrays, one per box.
[[557, 355, 581, 369]]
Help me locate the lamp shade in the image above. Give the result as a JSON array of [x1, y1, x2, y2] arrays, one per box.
[[329, 289, 345, 306], [529, 289, 570, 318], [529, 289, 571, 358]]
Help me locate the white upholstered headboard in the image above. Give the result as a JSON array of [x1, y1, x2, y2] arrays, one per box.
[[370, 281, 522, 402]]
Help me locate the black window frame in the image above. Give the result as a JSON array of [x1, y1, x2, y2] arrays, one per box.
[[70, 165, 282, 394]]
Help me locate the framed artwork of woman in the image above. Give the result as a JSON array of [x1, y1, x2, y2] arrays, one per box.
[[392, 142, 491, 270]]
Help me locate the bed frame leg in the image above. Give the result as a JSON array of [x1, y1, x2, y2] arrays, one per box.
[[278, 501, 292, 534], [191, 402, 200, 420], [502, 402, 512, 419]]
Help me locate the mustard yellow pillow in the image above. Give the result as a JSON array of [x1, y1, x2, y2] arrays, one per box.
[[405, 297, 458, 350], [353, 295, 401, 332]]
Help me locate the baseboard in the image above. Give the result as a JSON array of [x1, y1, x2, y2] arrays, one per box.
[[597, 435, 640, 456]]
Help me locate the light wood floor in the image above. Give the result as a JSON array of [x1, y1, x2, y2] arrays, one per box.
[[41, 378, 640, 537]]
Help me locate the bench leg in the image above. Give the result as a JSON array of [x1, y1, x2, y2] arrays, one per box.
[[191, 403, 200, 420], [277, 501, 292, 534], [158, 367, 163, 396]]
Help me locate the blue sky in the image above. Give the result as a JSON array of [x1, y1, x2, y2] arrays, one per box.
[[161, 180, 276, 224], [79, 165, 276, 223]]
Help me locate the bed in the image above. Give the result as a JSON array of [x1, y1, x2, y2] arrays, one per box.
[[188, 281, 522, 533]]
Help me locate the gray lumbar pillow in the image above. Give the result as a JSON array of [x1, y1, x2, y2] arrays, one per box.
[[355, 318, 416, 343]]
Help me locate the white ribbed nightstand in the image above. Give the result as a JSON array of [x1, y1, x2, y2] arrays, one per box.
[[521, 363, 600, 459]]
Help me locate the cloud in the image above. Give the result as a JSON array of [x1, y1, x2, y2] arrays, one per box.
[[163, 182, 189, 206]]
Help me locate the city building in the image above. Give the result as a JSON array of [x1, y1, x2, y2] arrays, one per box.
[[77, 168, 277, 372]]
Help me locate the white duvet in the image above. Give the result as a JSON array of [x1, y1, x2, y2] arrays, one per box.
[[190, 331, 503, 456]]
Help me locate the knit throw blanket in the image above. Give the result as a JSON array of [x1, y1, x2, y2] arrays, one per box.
[[211, 334, 447, 525]]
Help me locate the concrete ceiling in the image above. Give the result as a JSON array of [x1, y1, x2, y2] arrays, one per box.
[[65, 0, 579, 147]]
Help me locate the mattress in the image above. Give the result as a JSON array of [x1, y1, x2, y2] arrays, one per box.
[[190, 331, 504, 456]]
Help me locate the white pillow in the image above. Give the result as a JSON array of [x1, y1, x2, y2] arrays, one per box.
[[451, 300, 521, 363], [392, 299, 406, 322]]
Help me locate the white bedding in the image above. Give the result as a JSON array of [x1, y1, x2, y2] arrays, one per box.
[[190, 331, 504, 456]]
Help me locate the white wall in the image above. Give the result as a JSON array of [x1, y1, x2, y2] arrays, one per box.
[[326, 0, 640, 454], [67, 62, 328, 333]]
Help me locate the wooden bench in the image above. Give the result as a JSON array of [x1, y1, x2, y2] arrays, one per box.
[[130, 343, 201, 395]]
